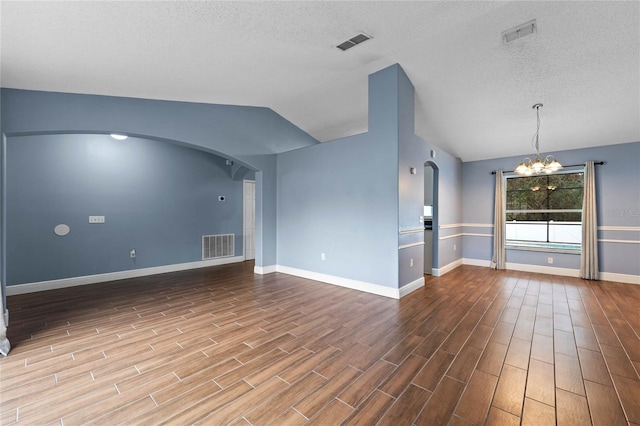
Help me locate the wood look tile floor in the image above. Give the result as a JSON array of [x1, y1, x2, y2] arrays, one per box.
[[1, 262, 640, 425]]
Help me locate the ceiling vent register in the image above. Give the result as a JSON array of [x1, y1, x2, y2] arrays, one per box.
[[336, 33, 371, 51], [503, 20, 537, 43]]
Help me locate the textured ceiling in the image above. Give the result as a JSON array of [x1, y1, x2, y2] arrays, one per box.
[[1, 1, 638, 161]]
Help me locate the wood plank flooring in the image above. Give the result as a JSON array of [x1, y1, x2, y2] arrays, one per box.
[[1, 262, 639, 425]]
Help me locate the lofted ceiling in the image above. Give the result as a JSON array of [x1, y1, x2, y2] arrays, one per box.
[[1, 1, 638, 161]]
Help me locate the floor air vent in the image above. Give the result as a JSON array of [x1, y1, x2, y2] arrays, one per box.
[[202, 234, 235, 260]]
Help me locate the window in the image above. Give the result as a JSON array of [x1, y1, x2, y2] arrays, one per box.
[[505, 171, 583, 251]]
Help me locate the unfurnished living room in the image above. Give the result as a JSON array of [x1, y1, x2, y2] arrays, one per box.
[[1, 1, 639, 425]]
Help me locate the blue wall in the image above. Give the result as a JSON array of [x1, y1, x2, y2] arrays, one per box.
[[0, 88, 319, 290], [17, 64, 629, 299], [277, 64, 465, 289], [397, 68, 423, 287], [277, 132, 399, 287], [0, 90, 4, 303], [5, 134, 250, 285], [1, 67, 468, 300], [462, 142, 640, 276], [433, 148, 463, 270], [276, 66, 401, 288]]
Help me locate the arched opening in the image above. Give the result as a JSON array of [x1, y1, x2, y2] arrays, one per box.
[[424, 161, 439, 274]]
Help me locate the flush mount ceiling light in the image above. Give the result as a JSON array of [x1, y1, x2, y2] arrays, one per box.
[[336, 33, 371, 51], [503, 19, 537, 43], [110, 133, 128, 140], [514, 104, 562, 175]]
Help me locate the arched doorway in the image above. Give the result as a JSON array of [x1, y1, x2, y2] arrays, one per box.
[[424, 161, 439, 274]]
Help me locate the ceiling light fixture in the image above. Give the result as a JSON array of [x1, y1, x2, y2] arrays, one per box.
[[515, 104, 562, 175], [110, 133, 128, 140]]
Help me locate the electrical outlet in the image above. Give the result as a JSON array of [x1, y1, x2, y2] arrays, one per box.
[[453, 244, 457, 251], [410, 258, 414, 267], [547, 257, 553, 264], [89, 215, 105, 223], [321, 253, 325, 261], [130, 249, 136, 258]]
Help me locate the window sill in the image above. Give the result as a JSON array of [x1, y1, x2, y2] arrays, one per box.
[[506, 243, 581, 255]]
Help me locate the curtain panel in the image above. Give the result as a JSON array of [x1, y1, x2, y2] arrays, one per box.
[[492, 170, 506, 270], [580, 161, 599, 280]]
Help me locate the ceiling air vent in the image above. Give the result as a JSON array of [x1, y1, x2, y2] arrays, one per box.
[[502, 19, 537, 43], [336, 33, 371, 51]]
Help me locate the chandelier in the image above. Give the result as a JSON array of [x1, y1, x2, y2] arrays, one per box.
[[514, 103, 562, 175]]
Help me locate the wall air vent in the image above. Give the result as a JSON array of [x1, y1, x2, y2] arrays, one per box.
[[502, 19, 537, 43], [336, 33, 371, 51], [202, 234, 235, 260]]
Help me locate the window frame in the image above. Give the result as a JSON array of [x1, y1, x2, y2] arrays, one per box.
[[503, 167, 585, 253]]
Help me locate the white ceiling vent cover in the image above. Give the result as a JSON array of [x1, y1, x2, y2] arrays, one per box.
[[202, 234, 235, 260], [502, 19, 537, 43]]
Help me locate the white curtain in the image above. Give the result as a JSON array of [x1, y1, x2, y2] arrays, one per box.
[[491, 170, 506, 270], [0, 284, 10, 356], [580, 161, 599, 280]]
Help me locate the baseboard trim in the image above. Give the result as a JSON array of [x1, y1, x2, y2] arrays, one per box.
[[506, 262, 579, 277], [459, 257, 578, 278], [432, 258, 463, 277], [600, 272, 640, 285], [254, 265, 277, 275], [263, 265, 423, 299], [6, 256, 245, 296], [462, 258, 491, 267], [399, 277, 425, 297], [275, 265, 400, 299], [460, 258, 639, 285]]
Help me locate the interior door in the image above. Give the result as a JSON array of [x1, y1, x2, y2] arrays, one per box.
[[243, 180, 255, 260]]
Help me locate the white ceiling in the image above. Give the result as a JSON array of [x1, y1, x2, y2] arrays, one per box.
[[2, 1, 638, 161]]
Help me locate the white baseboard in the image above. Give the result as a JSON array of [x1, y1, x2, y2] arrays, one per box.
[[399, 277, 425, 297], [6, 256, 245, 296], [460, 258, 639, 285], [275, 265, 401, 299], [460, 257, 578, 277], [432, 258, 463, 277], [600, 272, 640, 285], [254, 265, 277, 275], [506, 262, 579, 277], [462, 258, 491, 267]]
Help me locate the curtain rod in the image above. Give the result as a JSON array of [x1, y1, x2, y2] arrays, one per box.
[[490, 161, 604, 175]]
